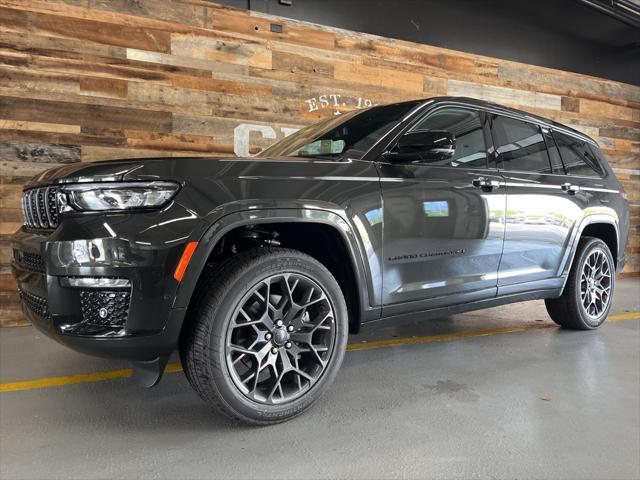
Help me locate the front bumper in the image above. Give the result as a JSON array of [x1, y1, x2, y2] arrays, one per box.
[[10, 206, 199, 361]]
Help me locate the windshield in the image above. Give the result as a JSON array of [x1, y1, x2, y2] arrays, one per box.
[[257, 100, 423, 160]]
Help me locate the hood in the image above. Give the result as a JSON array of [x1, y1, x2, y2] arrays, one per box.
[[24, 157, 236, 188], [24, 155, 346, 189]]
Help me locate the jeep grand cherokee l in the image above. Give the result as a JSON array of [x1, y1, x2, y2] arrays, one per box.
[[11, 97, 629, 424]]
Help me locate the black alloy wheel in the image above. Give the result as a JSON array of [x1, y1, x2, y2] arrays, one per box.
[[180, 248, 348, 424]]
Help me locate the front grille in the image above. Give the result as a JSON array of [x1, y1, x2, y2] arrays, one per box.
[[13, 250, 46, 273], [22, 187, 60, 229], [19, 288, 50, 319], [79, 290, 130, 328]]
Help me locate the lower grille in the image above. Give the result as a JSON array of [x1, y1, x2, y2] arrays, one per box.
[[19, 289, 50, 319], [13, 250, 46, 273], [79, 290, 130, 328]]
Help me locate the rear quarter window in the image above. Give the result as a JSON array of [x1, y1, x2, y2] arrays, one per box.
[[553, 131, 603, 177]]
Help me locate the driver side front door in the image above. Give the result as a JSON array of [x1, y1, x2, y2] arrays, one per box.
[[376, 106, 506, 315]]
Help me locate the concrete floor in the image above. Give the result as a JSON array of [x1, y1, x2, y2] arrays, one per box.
[[1, 279, 639, 480]]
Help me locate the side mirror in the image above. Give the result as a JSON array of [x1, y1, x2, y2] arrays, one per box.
[[384, 130, 455, 163]]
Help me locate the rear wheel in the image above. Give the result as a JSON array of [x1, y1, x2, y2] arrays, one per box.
[[180, 247, 348, 425], [545, 237, 615, 330]]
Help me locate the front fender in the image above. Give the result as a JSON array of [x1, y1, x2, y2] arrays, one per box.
[[171, 206, 379, 323]]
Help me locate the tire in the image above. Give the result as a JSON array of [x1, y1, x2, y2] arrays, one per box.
[[179, 247, 349, 425], [545, 237, 615, 330]]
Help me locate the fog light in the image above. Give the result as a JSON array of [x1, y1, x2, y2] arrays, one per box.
[[60, 277, 131, 288]]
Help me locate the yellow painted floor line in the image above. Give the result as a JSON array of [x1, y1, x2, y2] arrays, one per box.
[[346, 324, 553, 352], [1, 311, 638, 394], [609, 311, 640, 321], [0, 368, 134, 393]]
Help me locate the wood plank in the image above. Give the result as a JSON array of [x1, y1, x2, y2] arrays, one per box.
[[0, 63, 80, 97], [579, 99, 635, 122], [599, 126, 640, 142], [170, 75, 272, 97], [0, 160, 62, 180], [88, 0, 208, 28], [81, 146, 176, 162], [424, 77, 448, 96], [208, 5, 335, 51], [272, 51, 334, 78], [561, 96, 580, 113], [335, 33, 499, 80], [0, 243, 12, 267], [0, 120, 80, 134], [0, 29, 128, 61], [125, 48, 247, 77], [334, 62, 424, 93], [25, 9, 172, 53], [0, 273, 17, 294], [0, 184, 22, 208], [0, 96, 173, 132], [447, 79, 562, 111], [171, 33, 272, 69], [0, 128, 126, 149], [0, 7, 28, 31], [1, 0, 241, 39], [79, 77, 128, 98], [126, 133, 235, 154], [0, 140, 80, 163], [498, 63, 640, 105], [0, 295, 28, 327]]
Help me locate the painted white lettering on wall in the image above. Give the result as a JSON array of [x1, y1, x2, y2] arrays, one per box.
[[304, 94, 376, 115], [233, 124, 299, 157]]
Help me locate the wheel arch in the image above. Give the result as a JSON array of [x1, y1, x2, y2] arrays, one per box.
[[581, 223, 618, 267], [559, 213, 620, 291], [173, 208, 375, 334]]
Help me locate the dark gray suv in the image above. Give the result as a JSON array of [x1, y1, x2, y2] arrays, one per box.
[[11, 97, 629, 424]]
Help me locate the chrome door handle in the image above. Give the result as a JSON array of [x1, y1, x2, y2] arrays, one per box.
[[472, 177, 500, 192], [561, 183, 580, 195]]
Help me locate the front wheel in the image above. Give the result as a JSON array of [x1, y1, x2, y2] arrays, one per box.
[[180, 248, 349, 425], [545, 237, 615, 330]]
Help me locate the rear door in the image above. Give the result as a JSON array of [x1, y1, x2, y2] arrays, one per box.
[[377, 106, 506, 314], [491, 115, 584, 293]]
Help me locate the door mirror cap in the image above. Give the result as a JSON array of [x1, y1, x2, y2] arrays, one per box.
[[383, 130, 455, 163]]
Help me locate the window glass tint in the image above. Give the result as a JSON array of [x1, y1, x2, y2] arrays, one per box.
[[258, 100, 421, 160], [491, 116, 551, 173], [542, 130, 565, 174], [588, 144, 609, 176], [407, 108, 487, 168], [553, 131, 603, 177]]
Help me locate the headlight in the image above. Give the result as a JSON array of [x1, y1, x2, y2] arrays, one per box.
[[62, 182, 180, 211]]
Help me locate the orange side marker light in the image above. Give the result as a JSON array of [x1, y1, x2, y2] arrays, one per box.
[[174, 241, 199, 282]]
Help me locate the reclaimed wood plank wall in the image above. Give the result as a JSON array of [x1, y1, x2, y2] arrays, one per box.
[[1, 0, 639, 326]]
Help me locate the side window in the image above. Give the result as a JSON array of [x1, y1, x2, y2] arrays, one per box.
[[404, 107, 488, 168], [553, 131, 603, 177], [491, 116, 552, 174], [587, 144, 610, 177]]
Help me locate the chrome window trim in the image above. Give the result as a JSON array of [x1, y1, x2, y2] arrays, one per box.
[[418, 98, 598, 147], [419, 99, 604, 178]]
